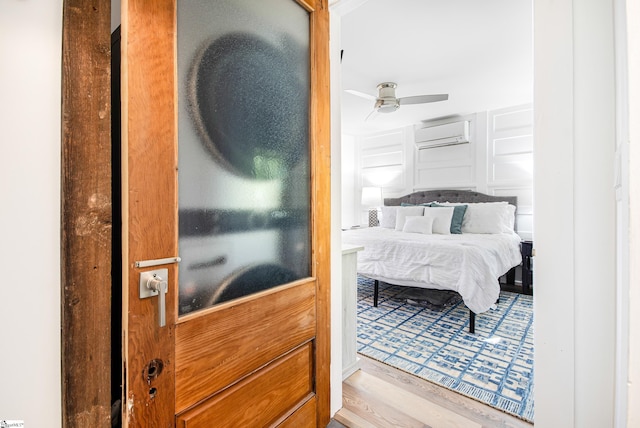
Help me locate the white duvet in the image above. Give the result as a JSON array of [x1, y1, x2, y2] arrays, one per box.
[[342, 227, 523, 314]]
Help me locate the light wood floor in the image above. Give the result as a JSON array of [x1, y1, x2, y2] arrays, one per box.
[[333, 355, 534, 428]]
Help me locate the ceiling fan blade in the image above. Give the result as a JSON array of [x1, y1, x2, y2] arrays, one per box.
[[364, 109, 379, 122], [345, 89, 377, 101], [399, 94, 449, 105]]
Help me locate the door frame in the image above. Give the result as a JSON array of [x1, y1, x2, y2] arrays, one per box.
[[61, 0, 331, 426], [61, 0, 113, 425]]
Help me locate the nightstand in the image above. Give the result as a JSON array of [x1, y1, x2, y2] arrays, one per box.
[[521, 241, 533, 294], [342, 244, 364, 379]]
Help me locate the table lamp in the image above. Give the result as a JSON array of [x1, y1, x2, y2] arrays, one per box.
[[361, 187, 382, 227]]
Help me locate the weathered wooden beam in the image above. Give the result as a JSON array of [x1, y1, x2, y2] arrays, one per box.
[[61, 1, 112, 426]]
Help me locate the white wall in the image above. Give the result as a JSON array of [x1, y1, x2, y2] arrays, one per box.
[[358, 128, 411, 195], [340, 134, 357, 229], [414, 115, 478, 191], [485, 105, 534, 239], [534, 0, 616, 427], [624, 0, 640, 424], [346, 104, 534, 239], [613, 1, 630, 424], [0, 1, 63, 426], [329, 8, 344, 416]]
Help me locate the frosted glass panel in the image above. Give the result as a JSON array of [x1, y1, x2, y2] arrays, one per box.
[[177, 0, 310, 315]]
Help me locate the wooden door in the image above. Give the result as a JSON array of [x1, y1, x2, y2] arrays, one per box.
[[120, 1, 330, 426]]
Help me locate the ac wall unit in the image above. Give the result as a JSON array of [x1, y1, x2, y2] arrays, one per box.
[[414, 120, 470, 149]]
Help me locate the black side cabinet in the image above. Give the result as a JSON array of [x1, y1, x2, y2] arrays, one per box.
[[521, 241, 533, 294]]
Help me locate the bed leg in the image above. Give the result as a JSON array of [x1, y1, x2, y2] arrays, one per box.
[[506, 267, 516, 285], [469, 310, 476, 334], [373, 280, 379, 307]]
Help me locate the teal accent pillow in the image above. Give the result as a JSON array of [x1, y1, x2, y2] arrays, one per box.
[[430, 203, 467, 234], [400, 202, 433, 206]]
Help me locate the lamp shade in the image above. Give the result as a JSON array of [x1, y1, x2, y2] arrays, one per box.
[[361, 187, 382, 208]]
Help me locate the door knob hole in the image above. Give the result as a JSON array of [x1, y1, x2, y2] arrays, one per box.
[[143, 359, 164, 382]]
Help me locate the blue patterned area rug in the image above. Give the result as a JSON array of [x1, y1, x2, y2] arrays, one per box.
[[356, 276, 534, 423]]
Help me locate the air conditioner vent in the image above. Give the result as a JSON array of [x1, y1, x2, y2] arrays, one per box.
[[415, 120, 470, 149]]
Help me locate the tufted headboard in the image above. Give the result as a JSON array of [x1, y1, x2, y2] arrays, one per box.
[[384, 189, 518, 230], [384, 189, 517, 207]]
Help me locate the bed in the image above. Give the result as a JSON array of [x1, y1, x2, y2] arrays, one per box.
[[342, 189, 523, 333]]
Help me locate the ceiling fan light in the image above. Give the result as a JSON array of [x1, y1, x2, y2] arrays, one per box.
[[375, 98, 399, 113]]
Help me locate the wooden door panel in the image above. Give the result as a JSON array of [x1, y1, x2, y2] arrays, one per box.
[[175, 280, 316, 412], [122, 0, 177, 426], [122, 0, 330, 425], [276, 397, 317, 428], [176, 342, 314, 427]]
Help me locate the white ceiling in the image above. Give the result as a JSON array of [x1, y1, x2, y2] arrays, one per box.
[[335, 0, 533, 135]]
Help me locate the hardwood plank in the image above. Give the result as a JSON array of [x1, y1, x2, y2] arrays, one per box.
[[346, 371, 481, 428], [333, 408, 379, 428], [361, 356, 533, 428], [342, 382, 428, 428], [61, 0, 112, 426], [341, 356, 534, 428]]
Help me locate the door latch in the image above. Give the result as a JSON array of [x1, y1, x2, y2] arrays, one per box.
[[139, 269, 168, 327]]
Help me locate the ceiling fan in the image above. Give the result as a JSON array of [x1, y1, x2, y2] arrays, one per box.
[[345, 82, 448, 117]]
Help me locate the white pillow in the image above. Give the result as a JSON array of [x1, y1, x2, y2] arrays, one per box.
[[460, 202, 516, 234], [402, 216, 434, 234], [440, 201, 508, 205], [380, 206, 398, 228], [422, 206, 455, 234], [394, 206, 425, 230]]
